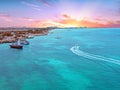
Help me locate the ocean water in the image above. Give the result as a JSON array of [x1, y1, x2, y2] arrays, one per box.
[[0, 28, 120, 90]]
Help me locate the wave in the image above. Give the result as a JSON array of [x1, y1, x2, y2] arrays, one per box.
[[70, 46, 120, 65]]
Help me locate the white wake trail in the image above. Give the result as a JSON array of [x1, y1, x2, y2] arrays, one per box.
[[70, 46, 120, 65]]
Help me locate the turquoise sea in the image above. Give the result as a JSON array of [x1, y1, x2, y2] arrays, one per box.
[[0, 28, 120, 90]]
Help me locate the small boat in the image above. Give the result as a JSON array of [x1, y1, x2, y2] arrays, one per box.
[[10, 40, 23, 49], [20, 39, 29, 45], [10, 44, 23, 49], [55, 36, 61, 39], [27, 35, 34, 39]]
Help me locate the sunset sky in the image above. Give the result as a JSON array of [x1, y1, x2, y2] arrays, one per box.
[[0, 0, 120, 28]]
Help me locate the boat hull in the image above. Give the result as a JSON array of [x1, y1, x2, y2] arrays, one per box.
[[10, 45, 23, 49]]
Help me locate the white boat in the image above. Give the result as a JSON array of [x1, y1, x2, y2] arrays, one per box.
[[27, 35, 34, 39], [10, 40, 23, 49], [20, 39, 29, 45]]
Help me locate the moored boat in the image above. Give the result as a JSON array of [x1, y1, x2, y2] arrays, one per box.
[[20, 39, 29, 45], [10, 44, 23, 49], [10, 40, 23, 49], [27, 35, 34, 39]]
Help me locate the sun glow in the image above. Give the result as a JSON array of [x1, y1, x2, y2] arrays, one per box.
[[0, 0, 119, 28]]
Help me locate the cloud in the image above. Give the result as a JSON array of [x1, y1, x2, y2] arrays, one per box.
[[22, 17, 34, 21], [0, 12, 36, 27], [0, 13, 12, 22], [105, 20, 120, 27], [1, 12, 119, 28], [62, 14, 71, 19], [28, 14, 120, 28], [22, 1, 41, 11], [30, 20, 65, 27], [36, 0, 53, 7], [58, 14, 120, 28]]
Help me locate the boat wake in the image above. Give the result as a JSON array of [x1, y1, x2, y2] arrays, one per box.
[[70, 46, 120, 65]]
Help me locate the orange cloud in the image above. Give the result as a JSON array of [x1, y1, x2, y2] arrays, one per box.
[[57, 14, 120, 28], [29, 14, 120, 28], [104, 20, 120, 28], [30, 20, 65, 27]]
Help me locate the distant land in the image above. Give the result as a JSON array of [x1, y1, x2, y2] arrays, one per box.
[[0, 27, 56, 44]]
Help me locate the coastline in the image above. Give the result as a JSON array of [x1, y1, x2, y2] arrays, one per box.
[[0, 27, 53, 44]]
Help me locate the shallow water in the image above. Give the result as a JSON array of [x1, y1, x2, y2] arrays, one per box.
[[0, 28, 120, 90]]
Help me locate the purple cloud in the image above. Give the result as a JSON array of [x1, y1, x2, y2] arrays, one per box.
[[0, 13, 12, 21], [36, 0, 53, 7], [22, 1, 41, 11]]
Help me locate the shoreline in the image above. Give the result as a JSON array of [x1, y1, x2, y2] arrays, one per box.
[[0, 27, 53, 44]]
